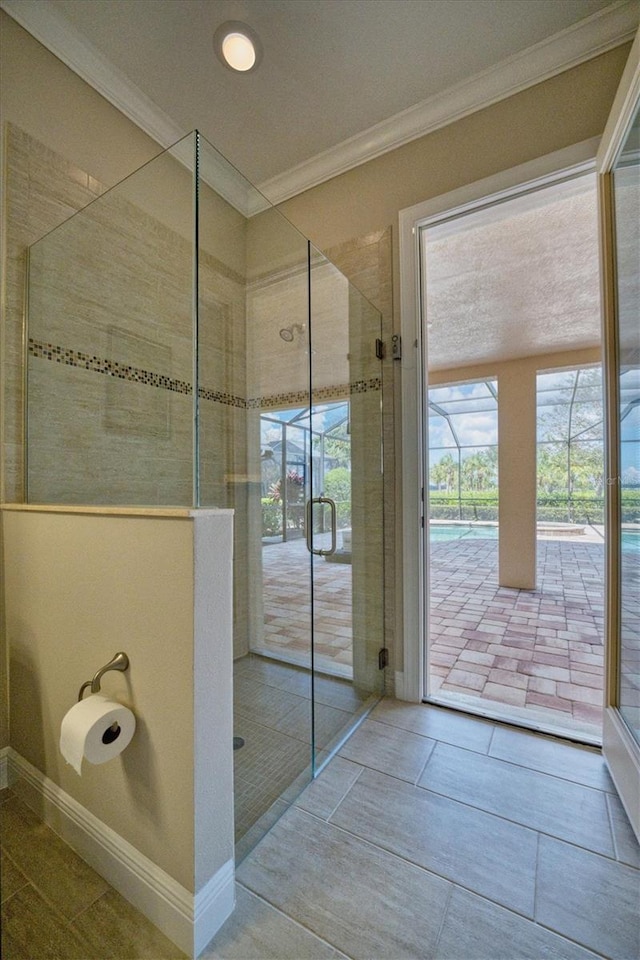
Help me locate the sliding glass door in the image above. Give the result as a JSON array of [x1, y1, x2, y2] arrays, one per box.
[[598, 33, 640, 840]]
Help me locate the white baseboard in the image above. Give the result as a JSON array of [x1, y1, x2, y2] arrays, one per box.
[[7, 749, 235, 958], [194, 860, 236, 957]]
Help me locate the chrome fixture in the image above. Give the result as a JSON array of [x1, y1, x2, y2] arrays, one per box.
[[306, 497, 337, 557], [279, 323, 306, 342], [78, 651, 130, 701]]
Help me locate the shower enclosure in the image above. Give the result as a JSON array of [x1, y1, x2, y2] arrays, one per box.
[[25, 131, 385, 855]]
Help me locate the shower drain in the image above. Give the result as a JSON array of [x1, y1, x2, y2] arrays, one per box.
[[233, 736, 245, 750]]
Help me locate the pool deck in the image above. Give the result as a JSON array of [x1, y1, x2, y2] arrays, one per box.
[[429, 532, 604, 739], [260, 534, 353, 678], [259, 528, 605, 739]]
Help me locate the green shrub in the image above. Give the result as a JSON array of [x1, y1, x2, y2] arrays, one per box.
[[324, 467, 351, 528], [261, 498, 282, 538]]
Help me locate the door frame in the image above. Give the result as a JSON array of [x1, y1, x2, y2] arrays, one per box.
[[596, 27, 640, 839], [397, 136, 602, 703]]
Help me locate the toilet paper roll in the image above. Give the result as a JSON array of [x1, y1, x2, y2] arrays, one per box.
[[60, 694, 136, 775]]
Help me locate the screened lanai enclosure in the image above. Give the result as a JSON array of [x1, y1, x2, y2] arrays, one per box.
[[425, 365, 620, 741], [25, 130, 385, 857], [427, 366, 628, 529], [537, 366, 605, 525], [260, 401, 351, 544], [421, 166, 639, 743], [426, 362, 640, 740], [428, 380, 498, 523], [537, 364, 638, 527]]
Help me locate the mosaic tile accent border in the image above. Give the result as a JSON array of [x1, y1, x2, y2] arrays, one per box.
[[29, 339, 192, 395], [258, 379, 382, 410], [199, 386, 246, 408], [28, 339, 381, 410], [351, 377, 382, 394]]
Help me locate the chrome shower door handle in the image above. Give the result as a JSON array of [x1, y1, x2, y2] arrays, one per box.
[[305, 497, 337, 556], [323, 497, 337, 556]]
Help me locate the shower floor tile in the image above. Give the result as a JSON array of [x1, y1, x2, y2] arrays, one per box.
[[232, 715, 312, 842], [232, 654, 371, 850]]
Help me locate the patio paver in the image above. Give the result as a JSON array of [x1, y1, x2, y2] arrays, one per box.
[[258, 531, 605, 737], [430, 534, 604, 737]]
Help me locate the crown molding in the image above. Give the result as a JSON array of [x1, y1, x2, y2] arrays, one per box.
[[2, 0, 638, 207], [0, 0, 270, 217], [260, 1, 639, 202], [0, 0, 183, 147], [597, 24, 640, 170]]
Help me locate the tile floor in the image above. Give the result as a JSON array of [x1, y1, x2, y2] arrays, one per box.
[[219, 698, 640, 960], [3, 699, 639, 959], [232, 653, 372, 857], [0, 787, 185, 959]]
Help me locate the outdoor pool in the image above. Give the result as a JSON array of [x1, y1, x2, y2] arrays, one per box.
[[429, 523, 498, 542]]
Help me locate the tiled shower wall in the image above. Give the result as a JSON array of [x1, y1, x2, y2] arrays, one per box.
[[4, 126, 253, 654], [26, 165, 195, 506], [2, 123, 395, 679], [2, 124, 106, 503]]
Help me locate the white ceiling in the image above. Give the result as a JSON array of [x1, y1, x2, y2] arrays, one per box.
[[3, 0, 638, 200]]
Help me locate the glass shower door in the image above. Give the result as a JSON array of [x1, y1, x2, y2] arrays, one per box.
[[228, 203, 315, 854], [308, 247, 385, 772]]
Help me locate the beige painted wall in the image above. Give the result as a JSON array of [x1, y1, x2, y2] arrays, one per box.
[[0, 11, 161, 188], [278, 46, 631, 256], [0, 4, 630, 740], [2, 506, 234, 897]]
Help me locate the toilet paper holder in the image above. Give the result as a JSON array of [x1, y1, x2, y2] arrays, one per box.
[[78, 652, 130, 701]]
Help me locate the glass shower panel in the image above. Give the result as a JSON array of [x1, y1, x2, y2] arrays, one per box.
[[308, 247, 385, 772], [196, 135, 314, 854], [26, 129, 385, 859], [27, 134, 197, 505]]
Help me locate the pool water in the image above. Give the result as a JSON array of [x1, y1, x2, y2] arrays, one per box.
[[429, 524, 498, 542]]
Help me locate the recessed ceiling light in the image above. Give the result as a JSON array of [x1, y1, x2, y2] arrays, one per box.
[[214, 21, 262, 73]]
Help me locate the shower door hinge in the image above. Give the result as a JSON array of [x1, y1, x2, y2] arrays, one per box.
[[378, 647, 389, 670], [375, 338, 385, 360]]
